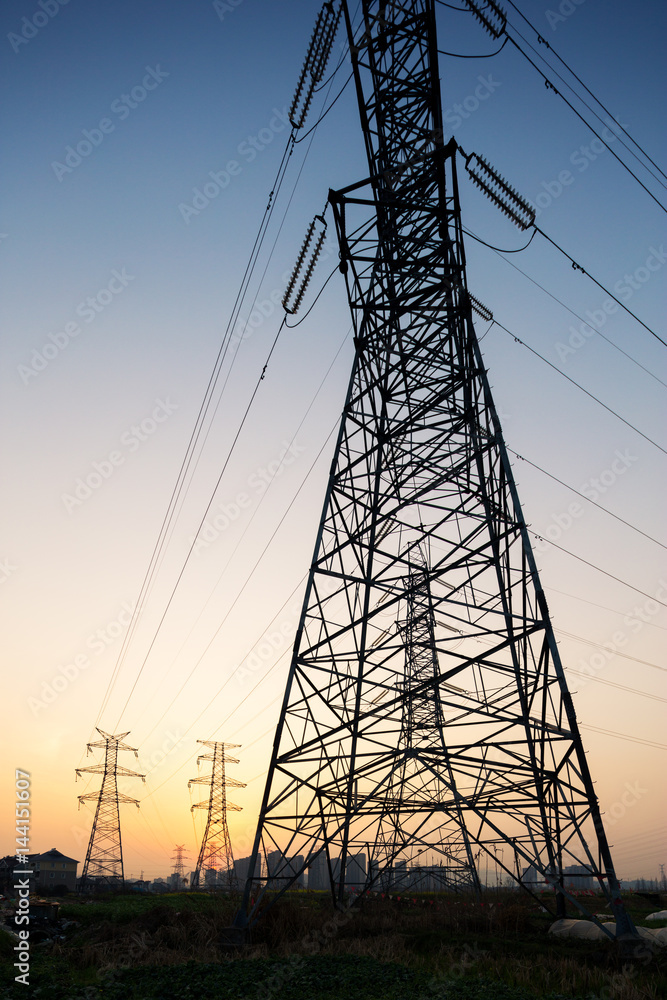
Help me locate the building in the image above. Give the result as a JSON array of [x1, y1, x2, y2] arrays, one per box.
[[520, 865, 547, 891], [30, 849, 79, 892], [390, 860, 408, 890], [306, 850, 328, 891], [563, 865, 595, 892], [266, 850, 305, 888], [408, 865, 439, 892], [167, 872, 189, 891], [126, 879, 151, 893], [345, 853, 367, 889], [234, 854, 261, 888]]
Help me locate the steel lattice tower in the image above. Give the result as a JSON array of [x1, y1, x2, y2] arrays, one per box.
[[171, 844, 190, 888], [189, 741, 245, 890], [235, 0, 636, 940], [384, 551, 481, 894], [76, 729, 144, 891]]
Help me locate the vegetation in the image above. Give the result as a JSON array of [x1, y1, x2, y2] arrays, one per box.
[[0, 890, 664, 1000]]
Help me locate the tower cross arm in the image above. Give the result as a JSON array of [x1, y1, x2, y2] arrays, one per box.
[[86, 728, 137, 753], [196, 752, 240, 766], [114, 765, 146, 779]]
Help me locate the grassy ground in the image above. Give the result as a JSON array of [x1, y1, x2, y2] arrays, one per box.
[[0, 890, 664, 999]]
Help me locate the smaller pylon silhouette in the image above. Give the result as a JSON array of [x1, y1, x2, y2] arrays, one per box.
[[189, 742, 245, 890], [76, 729, 145, 891], [171, 844, 190, 890]]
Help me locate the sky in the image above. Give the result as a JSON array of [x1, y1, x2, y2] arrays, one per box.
[[1, 0, 665, 884]]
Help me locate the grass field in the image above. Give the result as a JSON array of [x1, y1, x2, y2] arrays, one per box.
[[0, 890, 665, 999]]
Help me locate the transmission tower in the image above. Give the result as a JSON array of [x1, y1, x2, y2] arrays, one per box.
[[189, 742, 245, 890], [171, 844, 190, 889], [234, 0, 637, 940], [388, 551, 481, 894], [76, 729, 144, 891]]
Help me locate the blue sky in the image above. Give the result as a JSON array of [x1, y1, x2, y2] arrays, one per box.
[[1, 0, 665, 879]]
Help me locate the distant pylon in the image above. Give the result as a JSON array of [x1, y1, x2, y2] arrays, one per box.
[[171, 844, 190, 888], [189, 742, 245, 890], [76, 729, 145, 891], [383, 553, 481, 894]]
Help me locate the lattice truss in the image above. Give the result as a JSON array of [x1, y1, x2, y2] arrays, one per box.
[[190, 741, 245, 889], [76, 729, 144, 886], [238, 0, 632, 935]]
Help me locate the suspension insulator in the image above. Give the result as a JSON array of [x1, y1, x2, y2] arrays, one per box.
[[462, 0, 507, 39], [468, 293, 493, 323], [465, 153, 535, 230], [283, 215, 328, 314], [289, 2, 342, 130]]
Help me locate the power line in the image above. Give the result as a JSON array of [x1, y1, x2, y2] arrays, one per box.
[[579, 723, 667, 752], [91, 132, 299, 739], [97, 41, 350, 737], [545, 587, 667, 632], [484, 244, 667, 389], [505, 19, 667, 194], [502, 30, 667, 214], [565, 670, 667, 704], [112, 318, 289, 731], [136, 334, 350, 748], [535, 227, 667, 348], [437, 38, 508, 58], [493, 320, 667, 456], [528, 528, 667, 609], [294, 72, 353, 143], [138, 417, 336, 743], [556, 629, 666, 673], [503, 0, 667, 188], [610, 826, 666, 847], [508, 448, 667, 551]]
